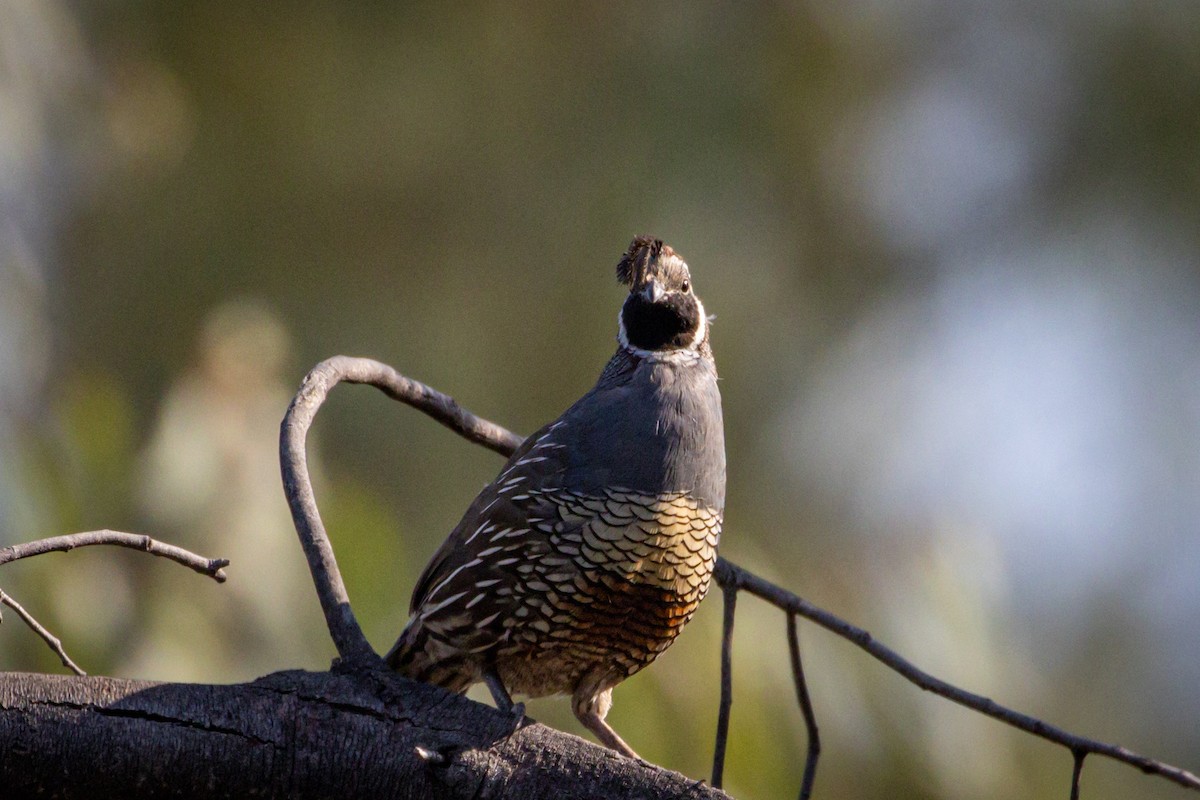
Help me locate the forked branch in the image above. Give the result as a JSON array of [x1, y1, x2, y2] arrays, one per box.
[[280, 355, 1200, 798], [0, 530, 229, 676], [711, 559, 1200, 796]]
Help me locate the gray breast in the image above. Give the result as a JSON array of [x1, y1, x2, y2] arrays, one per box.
[[555, 352, 726, 509]]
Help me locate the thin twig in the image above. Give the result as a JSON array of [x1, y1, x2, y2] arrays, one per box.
[[787, 613, 820, 800], [1071, 749, 1086, 800], [0, 530, 228, 676], [0, 588, 85, 675], [712, 559, 1200, 793], [711, 581, 737, 788], [0, 530, 228, 581], [281, 357, 1200, 795]]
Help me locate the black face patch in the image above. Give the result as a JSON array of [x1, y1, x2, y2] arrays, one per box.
[[622, 292, 701, 351]]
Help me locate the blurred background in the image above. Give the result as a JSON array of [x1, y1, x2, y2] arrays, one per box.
[[2, 2, 1198, 797]]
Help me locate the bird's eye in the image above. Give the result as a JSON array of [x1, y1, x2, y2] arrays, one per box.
[[681, 280, 690, 293]]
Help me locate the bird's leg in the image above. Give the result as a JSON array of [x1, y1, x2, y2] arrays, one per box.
[[483, 668, 525, 719], [578, 710, 640, 760], [573, 685, 641, 760]]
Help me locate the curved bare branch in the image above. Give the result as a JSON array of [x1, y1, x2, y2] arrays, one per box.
[[279, 356, 524, 666], [0, 530, 228, 581]]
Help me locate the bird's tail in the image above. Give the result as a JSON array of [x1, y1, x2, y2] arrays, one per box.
[[385, 619, 476, 693]]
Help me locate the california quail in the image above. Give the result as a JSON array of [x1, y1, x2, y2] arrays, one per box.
[[387, 236, 726, 758]]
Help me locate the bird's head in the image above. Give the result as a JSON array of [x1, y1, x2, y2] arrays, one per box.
[[616, 236, 708, 355]]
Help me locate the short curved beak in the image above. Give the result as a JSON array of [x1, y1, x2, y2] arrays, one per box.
[[640, 279, 665, 304]]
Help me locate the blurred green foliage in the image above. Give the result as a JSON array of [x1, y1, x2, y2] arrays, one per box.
[[2, 3, 1199, 798]]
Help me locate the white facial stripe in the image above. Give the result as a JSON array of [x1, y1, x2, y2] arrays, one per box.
[[661, 252, 688, 273], [690, 296, 707, 348]]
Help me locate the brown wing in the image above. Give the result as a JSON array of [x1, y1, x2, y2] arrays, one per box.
[[408, 420, 568, 615]]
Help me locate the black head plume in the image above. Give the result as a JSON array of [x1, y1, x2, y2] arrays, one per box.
[[616, 236, 664, 286]]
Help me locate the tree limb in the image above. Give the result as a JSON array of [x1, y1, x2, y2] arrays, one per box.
[[0, 669, 729, 800]]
